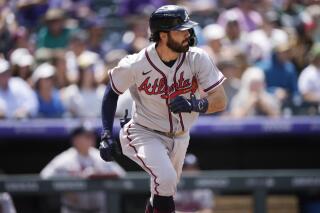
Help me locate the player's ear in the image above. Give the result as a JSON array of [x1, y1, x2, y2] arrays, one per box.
[[159, 31, 167, 41]]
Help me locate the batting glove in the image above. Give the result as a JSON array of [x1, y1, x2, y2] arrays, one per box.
[[169, 94, 208, 114], [99, 130, 122, 162]]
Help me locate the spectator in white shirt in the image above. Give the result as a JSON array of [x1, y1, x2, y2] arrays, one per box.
[[61, 51, 106, 118], [298, 43, 320, 109], [41, 123, 126, 213], [0, 58, 38, 119], [230, 67, 280, 117]]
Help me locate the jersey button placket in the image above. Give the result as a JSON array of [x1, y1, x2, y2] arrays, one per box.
[[167, 67, 180, 134]]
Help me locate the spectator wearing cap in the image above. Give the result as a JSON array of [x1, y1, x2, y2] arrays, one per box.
[[9, 48, 34, 83], [65, 30, 105, 84], [61, 51, 106, 118], [217, 0, 263, 32], [41, 123, 126, 213], [230, 67, 280, 117], [247, 10, 289, 63], [32, 63, 65, 118], [0, 58, 38, 119], [201, 24, 225, 62], [298, 43, 320, 113], [175, 153, 214, 213], [36, 8, 71, 49], [256, 41, 299, 111]]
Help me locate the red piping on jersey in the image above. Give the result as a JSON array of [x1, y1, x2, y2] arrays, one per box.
[[178, 113, 185, 131], [108, 71, 123, 95], [145, 50, 173, 133], [203, 76, 226, 92], [173, 53, 186, 83], [126, 123, 160, 195]]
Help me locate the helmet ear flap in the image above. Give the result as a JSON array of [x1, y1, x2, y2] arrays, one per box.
[[188, 28, 197, 46]]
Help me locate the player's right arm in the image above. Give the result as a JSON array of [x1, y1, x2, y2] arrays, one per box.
[[100, 56, 136, 162]]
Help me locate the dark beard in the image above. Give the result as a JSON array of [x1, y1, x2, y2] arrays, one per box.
[[167, 33, 189, 53]]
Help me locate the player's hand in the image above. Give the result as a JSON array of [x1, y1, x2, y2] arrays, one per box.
[[99, 130, 122, 162], [169, 94, 208, 113], [169, 95, 193, 113]]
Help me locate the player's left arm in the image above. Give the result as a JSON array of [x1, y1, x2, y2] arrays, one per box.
[[204, 85, 227, 114], [168, 85, 227, 114]]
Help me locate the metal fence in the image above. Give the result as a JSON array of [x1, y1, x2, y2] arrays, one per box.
[[1, 170, 320, 213]]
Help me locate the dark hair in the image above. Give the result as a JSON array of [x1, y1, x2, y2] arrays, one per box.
[[149, 31, 161, 43], [70, 124, 95, 138]]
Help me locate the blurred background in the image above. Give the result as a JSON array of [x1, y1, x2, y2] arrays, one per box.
[[0, 0, 320, 212]]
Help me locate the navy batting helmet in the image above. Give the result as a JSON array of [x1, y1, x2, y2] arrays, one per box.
[[149, 5, 198, 46]]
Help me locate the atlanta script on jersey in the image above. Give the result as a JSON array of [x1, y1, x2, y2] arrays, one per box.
[[109, 44, 226, 133]]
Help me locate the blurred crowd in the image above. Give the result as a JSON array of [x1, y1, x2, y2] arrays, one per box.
[[0, 0, 320, 120]]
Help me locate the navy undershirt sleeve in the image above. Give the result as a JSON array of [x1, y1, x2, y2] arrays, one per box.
[[101, 84, 119, 134]]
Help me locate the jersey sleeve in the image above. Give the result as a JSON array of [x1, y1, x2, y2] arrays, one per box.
[[195, 50, 226, 93], [108, 56, 136, 95]]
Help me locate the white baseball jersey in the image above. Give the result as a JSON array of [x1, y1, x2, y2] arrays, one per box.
[[41, 147, 126, 213], [109, 43, 225, 133]]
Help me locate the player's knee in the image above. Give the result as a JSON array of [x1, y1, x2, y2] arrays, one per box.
[[159, 168, 177, 192]]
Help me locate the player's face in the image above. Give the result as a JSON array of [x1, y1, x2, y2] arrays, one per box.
[[166, 30, 190, 53], [72, 133, 95, 155]]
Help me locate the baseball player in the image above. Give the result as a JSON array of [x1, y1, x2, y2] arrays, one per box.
[[99, 5, 227, 213]]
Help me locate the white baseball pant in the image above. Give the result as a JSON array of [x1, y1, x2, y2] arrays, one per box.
[[119, 121, 190, 196]]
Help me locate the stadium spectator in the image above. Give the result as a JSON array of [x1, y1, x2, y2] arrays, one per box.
[[175, 153, 214, 213], [217, 48, 242, 112], [103, 49, 134, 118], [201, 24, 225, 62], [277, 0, 304, 29], [41, 123, 126, 213], [230, 67, 280, 117], [217, 0, 263, 32], [32, 63, 65, 118], [0, 58, 38, 119], [256, 41, 299, 110], [0, 7, 14, 59], [11, 27, 34, 52], [118, 0, 168, 16], [36, 8, 72, 49], [14, 0, 48, 30], [247, 10, 289, 63], [51, 49, 70, 88], [307, 5, 320, 42], [84, 16, 108, 57], [9, 48, 34, 83], [221, 10, 249, 54], [290, 5, 319, 72], [47, 0, 94, 19], [65, 30, 104, 84], [61, 51, 105, 118], [298, 43, 320, 114], [121, 15, 150, 54]]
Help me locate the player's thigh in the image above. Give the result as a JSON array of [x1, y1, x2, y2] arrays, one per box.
[[120, 123, 176, 179]]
